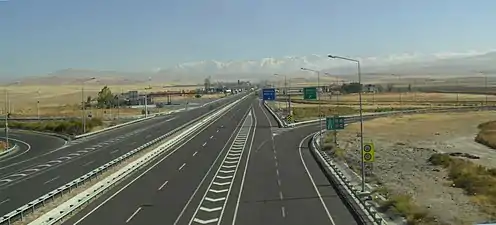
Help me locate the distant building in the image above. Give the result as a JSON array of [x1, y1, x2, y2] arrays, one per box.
[[364, 84, 377, 93]]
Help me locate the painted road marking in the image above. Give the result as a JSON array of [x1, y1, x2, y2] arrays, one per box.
[[202, 142, 207, 147], [9, 173, 27, 177], [0, 199, 10, 206], [193, 151, 198, 156], [23, 168, 39, 173], [44, 176, 59, 185], [179, 163, 186, 171], [110, 149, 120, 154], [68, 153, 80, 157], [189, 109, 254, 225], [47, 160, 62, 164], [126, 207, 142, 223], [158, 180, 169, 191], [82, 161, 95, 167]]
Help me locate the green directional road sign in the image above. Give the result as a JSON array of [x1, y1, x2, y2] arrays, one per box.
[[326, 116, 345, 130], [303, 87, 317, 100]]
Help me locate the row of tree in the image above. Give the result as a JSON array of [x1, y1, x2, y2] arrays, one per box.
[[337, 83, 414, 94], [84, 86, 122, 109]]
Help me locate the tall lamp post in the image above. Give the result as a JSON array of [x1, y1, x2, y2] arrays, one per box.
[[300, 67, 322, 144], [4, 81, 20, 148], [274, 73, 292, 116], [328, 54, 366, 192], [81, 77, 96, 134]]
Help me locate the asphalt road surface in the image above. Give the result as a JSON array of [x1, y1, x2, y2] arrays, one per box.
[[61, 95, 254, 225], [61, 97, 358, 225], [0, 94, 245, 216], [0, 130, 67, 162]]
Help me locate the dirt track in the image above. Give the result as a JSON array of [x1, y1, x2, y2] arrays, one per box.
[[333, 111, 496, 225]]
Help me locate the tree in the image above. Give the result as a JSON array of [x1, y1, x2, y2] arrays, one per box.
[[341, 82, 362, 93], [97, 86, 114, 108], [204, 76, 211, 93], [407, 83, 412, 92], [386, 83, 394, 92], [376, 84, 384, 93]]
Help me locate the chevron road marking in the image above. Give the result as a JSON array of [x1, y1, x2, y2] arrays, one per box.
[[189, 109, 254, 225]]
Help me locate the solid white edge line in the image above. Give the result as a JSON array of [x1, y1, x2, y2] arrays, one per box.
[[298, 133, 337, 225], [172, 105, 252, 225]]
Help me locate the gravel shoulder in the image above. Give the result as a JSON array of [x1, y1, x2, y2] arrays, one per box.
[[332, 111, 496, 225]]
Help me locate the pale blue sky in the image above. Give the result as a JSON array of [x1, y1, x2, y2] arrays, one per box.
[[0, 0, 495, 76]]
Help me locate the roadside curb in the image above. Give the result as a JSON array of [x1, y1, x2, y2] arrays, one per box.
[[262, 100, 287, 128], [0, 143, 18, 158]]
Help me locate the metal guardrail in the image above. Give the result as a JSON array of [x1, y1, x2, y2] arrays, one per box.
[[0, 94, 249, 225], [311, 132, 387, 225], [262, 100, 287, 128]]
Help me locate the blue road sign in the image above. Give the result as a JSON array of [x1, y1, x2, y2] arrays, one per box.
[[262, 88, 276, 101]]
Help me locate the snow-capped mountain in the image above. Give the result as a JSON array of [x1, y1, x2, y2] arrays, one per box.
[[158, 50, 495, 77]]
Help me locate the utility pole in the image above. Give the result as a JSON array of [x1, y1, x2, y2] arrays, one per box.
[[37, 89, 40, 120]]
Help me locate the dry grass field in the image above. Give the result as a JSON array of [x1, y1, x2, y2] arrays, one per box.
[[267, 92, 495, 120], [0, 84, 213, 118], [282, 92, 496, 105], [326, 112, 496, 224]]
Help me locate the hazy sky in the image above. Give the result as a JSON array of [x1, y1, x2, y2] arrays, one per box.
[[1, 0, 495, 76]]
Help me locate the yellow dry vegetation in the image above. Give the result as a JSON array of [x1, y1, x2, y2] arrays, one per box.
[[287, 92, 495, 104], [1, 84, 209, 117]]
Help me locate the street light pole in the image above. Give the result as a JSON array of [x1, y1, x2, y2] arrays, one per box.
[[4, 81, 20, 148], [274, 73, 292, 116], [301, 68, 322, 145], [328, 54, 366, 192]]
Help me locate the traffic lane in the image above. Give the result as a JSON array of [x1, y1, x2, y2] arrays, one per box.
[[0, 97, 253, 216], [0, 131, 66, 163], [229, 100, 285, 225], [275, 126, 358, 225], [0, 95, 240, 177], [61, 99, 251, 225], [122, 99, 252, 225], [0, 114, 175, 177]]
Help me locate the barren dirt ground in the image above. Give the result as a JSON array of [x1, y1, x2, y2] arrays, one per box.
[[334, 111, 496, 225]]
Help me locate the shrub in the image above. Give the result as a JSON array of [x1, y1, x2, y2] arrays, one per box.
[[5, 118, 103, 135]]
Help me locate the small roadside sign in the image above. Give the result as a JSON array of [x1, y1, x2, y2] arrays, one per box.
[[362, 143, 375, 162]]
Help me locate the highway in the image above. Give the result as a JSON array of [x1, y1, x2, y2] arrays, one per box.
[[0, 130, 67, 162], [0, 95, 244, 216], [60, 97, 359, 225]]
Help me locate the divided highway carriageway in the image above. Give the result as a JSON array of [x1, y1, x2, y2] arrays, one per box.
[[58, 96, 357, 225], [0, 94, 243, 217]]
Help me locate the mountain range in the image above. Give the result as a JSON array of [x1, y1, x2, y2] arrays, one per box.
[[10, 50, 496, 85]]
